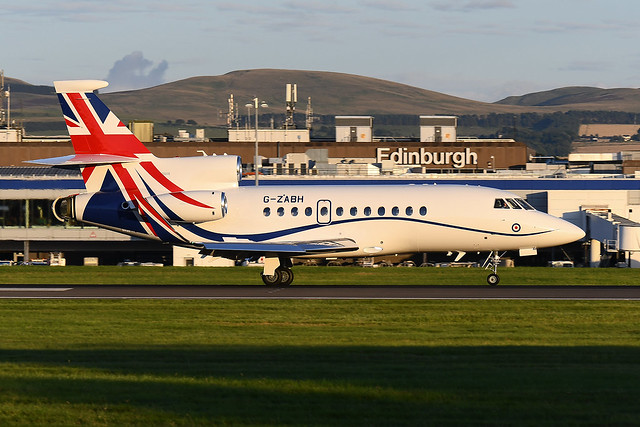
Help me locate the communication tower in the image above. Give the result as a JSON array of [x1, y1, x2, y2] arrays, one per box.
[[0, 70, 5, 127], [285, 83, 297, 129], [305, 96, 314, 130], [226, 94, 238, 128], [0, 70, 12, 130]]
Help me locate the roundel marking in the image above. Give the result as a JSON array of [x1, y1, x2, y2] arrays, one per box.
[[512, 223, 521, 233]]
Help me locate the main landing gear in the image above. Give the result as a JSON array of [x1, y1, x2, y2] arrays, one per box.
[[261, 257, 294, 287], [261, 266, 294, 287], [482, 251, 506, 286]]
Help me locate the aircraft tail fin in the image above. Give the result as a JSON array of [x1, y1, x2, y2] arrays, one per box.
[[53, 80, 151, 157]]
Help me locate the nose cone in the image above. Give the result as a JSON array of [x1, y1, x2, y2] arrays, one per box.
[[546, 217, 585, 246], [558, 220, 586, 244]]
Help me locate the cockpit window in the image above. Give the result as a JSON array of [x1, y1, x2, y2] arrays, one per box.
[[516, 198, 535, 210], [505, 198, 522, 209], [494, 198, 509, 209]]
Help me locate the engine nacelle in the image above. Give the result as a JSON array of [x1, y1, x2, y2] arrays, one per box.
[[146, 190, 227, 223], [54, 190, 228, 236], [150, 155, 241, 190], [53, 194, 77, 222]]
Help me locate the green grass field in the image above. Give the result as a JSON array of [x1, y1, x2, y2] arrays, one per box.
[[0, 299, 639, 425], [0, 267, 639, 425], [0, 265, 639, 285]]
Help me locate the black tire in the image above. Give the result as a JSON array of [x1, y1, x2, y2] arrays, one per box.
[[487, 273, 500, 286], [261, 269, 282, 286], [278, 267, 294, 287]]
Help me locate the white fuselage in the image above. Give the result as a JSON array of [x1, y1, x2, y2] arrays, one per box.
[[166, 184, 584, 257]]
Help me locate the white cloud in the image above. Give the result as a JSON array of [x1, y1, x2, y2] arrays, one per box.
[[104, 52, 168, 92]]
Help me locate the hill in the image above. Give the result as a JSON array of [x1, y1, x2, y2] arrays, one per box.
[[5, 69, 541, 131], [100, 69, 532, 125], [496, 86, 640, 111], [6, 70, 640, 134]]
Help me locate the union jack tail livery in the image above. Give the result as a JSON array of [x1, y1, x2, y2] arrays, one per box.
[[32, 80, 240, 245], [56, 80, 150, 158], [31, 79, 584, 286]]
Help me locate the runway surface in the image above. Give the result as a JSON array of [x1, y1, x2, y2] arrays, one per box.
[[1, 285, 640, 300]]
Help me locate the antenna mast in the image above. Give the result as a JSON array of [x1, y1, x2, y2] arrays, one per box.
[[285, 83, 297, 129], [0, 70, 4, 128], [305, 96, 314, 130], [227, 94, 238, 128]]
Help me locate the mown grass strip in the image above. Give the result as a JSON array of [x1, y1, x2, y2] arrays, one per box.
[[0, 299, 639, 425], [0, 265, 638, 285]]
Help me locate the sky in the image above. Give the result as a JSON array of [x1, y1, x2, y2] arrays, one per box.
[[1, 0, 639, 102]]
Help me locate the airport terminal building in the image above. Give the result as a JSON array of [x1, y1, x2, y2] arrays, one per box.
[[2, 115, 640, 268]]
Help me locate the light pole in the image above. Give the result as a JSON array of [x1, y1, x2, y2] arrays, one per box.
[[246, 97, 268, 186]]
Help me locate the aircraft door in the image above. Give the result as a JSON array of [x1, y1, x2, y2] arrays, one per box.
[[317, 200, 332, 224]]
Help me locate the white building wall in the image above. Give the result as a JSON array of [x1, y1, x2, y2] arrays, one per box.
[[0, 129, 22, 142], [419, 116, 457, 142], [420, 125, 456, 142], [335, 126, 372, 142], [335, 116, 373, 143], [546, 190, 630, 224], [228, 129, 309, 143]]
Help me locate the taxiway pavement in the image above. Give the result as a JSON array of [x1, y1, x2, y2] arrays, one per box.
[[1, 285, 640, 300]]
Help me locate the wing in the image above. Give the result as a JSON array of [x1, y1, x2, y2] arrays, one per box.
[[26, 153, 138, 167], [198, 238, 358, 258]]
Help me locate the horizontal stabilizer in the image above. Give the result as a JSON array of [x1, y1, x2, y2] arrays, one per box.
[[199, 238, 358, 257], [54, 80, 109, 93], [26, 154, 138, 167]]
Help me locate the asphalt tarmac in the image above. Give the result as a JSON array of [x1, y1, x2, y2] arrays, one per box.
[[1, 285, 640, 300]]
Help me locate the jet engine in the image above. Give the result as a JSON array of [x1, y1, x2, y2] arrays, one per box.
[[145, 190, 228, 223], [53, 194, 76, 222], [54, 190, 228, 226]]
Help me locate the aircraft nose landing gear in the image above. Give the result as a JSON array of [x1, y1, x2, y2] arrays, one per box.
[[483, 251, 506, 286], [487, 272, 500, 286]]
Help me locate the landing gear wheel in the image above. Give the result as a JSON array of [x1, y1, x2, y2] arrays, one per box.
[[261, 267, 294, 287], [487, 273, 500, 286], [483, 251, 506, 286], [261, 269, 282, 287], [278, 267, 294, 287]]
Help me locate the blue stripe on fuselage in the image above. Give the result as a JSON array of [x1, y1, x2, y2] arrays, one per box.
[[181, 216, 550, 242]]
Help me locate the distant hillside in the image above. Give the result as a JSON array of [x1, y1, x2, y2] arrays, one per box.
[[496, 86, 640, 111], [7, 70, 640, 135], [101, 69, 531, 126], [4, 77, 54, 95], [6, 69, 540, 131]]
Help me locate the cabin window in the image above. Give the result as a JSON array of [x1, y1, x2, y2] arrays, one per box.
[[336, 207, 344, 216], [419, 206, 427, 216], [350, 207, 357, 216], [506, 198, 522, 209], [277, 207, 285, 216], [305, 207, 312, 216], [378, 206, 385, 216], [494, 199, 509, 209], [263, 207, 271, 217], [320, 206, 329, 216], [405, 206, 413, 216], [392, 206, 399, 216], [291, 207, 299, 216], [364, 206, 371, 216], [516, 198, 535, 210]]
